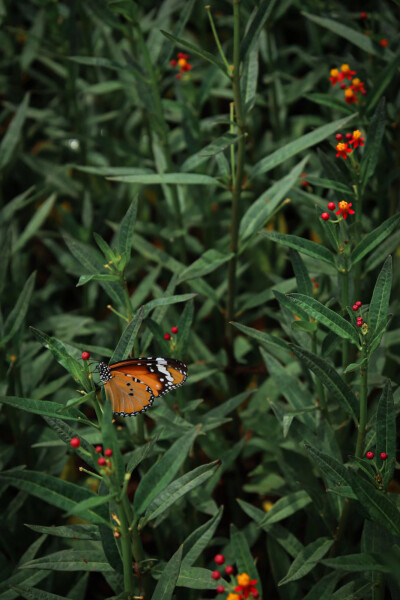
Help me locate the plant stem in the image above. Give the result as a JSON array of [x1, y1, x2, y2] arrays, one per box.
[[311, 332, 328, 418], [226, 0, 246, 341], [205, 6, 231, 73], [372, 572, 385, 600], [355, 346, 368, 458], [118, 498, 135, 593], [340, 268, 349, 375]]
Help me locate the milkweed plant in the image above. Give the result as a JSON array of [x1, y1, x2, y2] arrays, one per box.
[[0, 1, 399, 599]]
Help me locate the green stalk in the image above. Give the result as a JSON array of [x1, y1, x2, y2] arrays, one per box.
[[355, 345, 368, 458], [122, 277, 133, 323], [226, 0, 246, 340], [340, 269, 349, 375], [205, 6, 231, 73], [117, 498, 135, 593], [311, 332, 328, 418]]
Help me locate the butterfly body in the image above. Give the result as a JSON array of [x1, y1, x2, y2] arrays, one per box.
[[98, 357, 187, 417]]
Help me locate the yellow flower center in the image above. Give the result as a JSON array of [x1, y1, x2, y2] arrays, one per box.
[[352, 78, 361, 86], [337, 143, 346, 151], [227, 595, 240, 600], [330, 68, 339, 77], [341, 64, 350, 73], [344, 89, 354, 98], [339, 201, 349, 210], [352, 130, 361, 139], [237, 573, 251, 586], [178, 58, 187, 67], [263, 500, 274, 512]]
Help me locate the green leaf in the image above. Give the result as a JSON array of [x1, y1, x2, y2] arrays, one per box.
[[305, 93, 354, 115], [289, 250, 313, 296], [182, 134, 242, 171], [290, 345, 359, 422], [251, 113, 356, 178], [13, 194, 56, 254], [176, 298, 194, 360], [177, 250, 233, 283], [305, 444, 355, 499], [376, 380, 396, 485], [240, 158, 308, 242], [0, 93, 30, 170], [160, 30, 227, 74], [0, 470, 110, 527], [182, 507, 223, 567], [368, 255, 392, 336], [322, 554, 392, 573], [2, 272, 36, 345], [286, 295, 359, 345], [351, 214, 400, 265], [20, 549, 113, 572], [151, 545, 183, 600], [230, 524, 262, 597], [133, 427, 200, 516], [240, 0, 277, 59], [109, 307, 144, 363], [108, 172, 220, 186], [76, 274, 120, 286], [42, 416, 97, 470], [25, 524, 100, 540], [303, 13, 393, 59], [66, 493, 116, 518], [117, 197, 138, 262], [366, 49, 400, 114], [263, 231, 335, 265], [93, 232, 118, 263], [278, 537, 334, 586], [259, 491, 312, 527], [302, 572, 341, 600], [142, 294, 197, 318], [141, 461, 220, 526], [102, 399, 125, 487], [231, 322, 289, 353], [8, 585, 67, 600], [360, 98, 386, 192], [0, 573, 51, 600], [177, 567, 226, 590], [304, 176, 353, 196], [350, 472, 400, 536], [0, 396, 91, 424]]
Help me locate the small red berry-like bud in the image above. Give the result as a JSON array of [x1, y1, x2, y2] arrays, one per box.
[[81, 351, 90, 360], [211, 571, 221, 580], [380, 452, 388, 460], [175, 73, 182, 80], [357, 320, 363, 327], [70, 437, 80, 448], [327, 202, 336, 211], [216, 585, 225, 594], [95, 445, 102, 453], [340, 83, 346, 89], [335, 133, 343, 141], [114, 530, 121, 538], [360, 11, 367, 19], [171, 326, 178, 334], [98, 457, 107, 466], [356, 301, 362, 307], [345, 132, 352, 140], [214, 554, 225, 565], [164, 333, 171, 341], [251, 592, 260, 599], [225, 565, 234, 575], [352, 305, 359, 311], [366, 451, 374, 460], [170, 59, 177, 66], [379, 38, 388, 48], [105, 448, 113, 457], [321, 212, 330, 221]]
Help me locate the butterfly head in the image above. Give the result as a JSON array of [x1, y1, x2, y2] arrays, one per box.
[[98, 361, 112, 383]]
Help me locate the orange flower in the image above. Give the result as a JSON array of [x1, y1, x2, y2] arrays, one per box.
[[329, 68, 344, 86], [227, 595, 241, 600], [170, 52, 193, 79], [335, 142, 353, 159], [344, 88, 357, 104], [350, 78, 367, 96], [349, 130, 365, 149], [234, 573, 260, 599], [336, 201, 355, 220], [340, 64, 356, 80]]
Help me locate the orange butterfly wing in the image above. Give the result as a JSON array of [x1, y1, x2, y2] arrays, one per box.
[[99, 358, 187, 417]]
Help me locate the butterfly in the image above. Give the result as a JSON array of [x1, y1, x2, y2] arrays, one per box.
[[97, 357, 187, 417]]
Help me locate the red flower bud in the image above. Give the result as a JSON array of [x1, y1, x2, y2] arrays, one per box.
[[335, 133, 343, 141], [356, 301, 362, 307], [214, 554, 225, 565], [171, 326, 178, 334], [251, 592, 260, 599], [321, 212, 330, 221], [98, 457, 107, 466], [95, 445, 102, 453], [379, 38, 388, 48], [70, 437, 80, 448], [380, 452, 388, 460], [81, 351, 90, 360], [105, 448, 113, 457], [345, 132, 352, 140], [327, 202, 336, 211], [164, 333, 171, 341], [352, 305, 359, 311], [225, 565, 234, 575], [366, 451, 374, 460], [216, 585, 225, 594], [360, 12, 367, 19], [340, 83, 347, 89], [170, 59, 177, 66], [211, 571, 221, 580]]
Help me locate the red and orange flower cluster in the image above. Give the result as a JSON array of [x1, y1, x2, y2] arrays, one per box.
[[170, 52, 192, 79], [329, 64, 366, 105], [321, 200, 355, 223], [211, 554, 261, 600], [334, 130, 365, 160]]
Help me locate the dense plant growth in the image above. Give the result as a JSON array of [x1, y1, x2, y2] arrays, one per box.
[[1, 1, 400, 599]]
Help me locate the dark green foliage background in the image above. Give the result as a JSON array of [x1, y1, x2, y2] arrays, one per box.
[[0, 0, 400, 599]]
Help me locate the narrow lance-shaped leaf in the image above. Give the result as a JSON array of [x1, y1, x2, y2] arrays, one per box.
[[289, 250, 313, 297], [368, 255, 392, 336], [289, 345, 359, 422], [350, 471, 400, 536], [109, 307, 144, 364], [160, 30, 227, 74], [262, 231, 335, 266], [286, 294, 359, 345], [240, 0, 277, 60], [230, 525, 262, 597], [12, 194, 56, 254], [360, 98, 386, 192], [178, 249, 234, 283], [351, 214, 400, 265], [108, 172, 221, 186], [2, 271, 36, 344], [259, 490, 312, 527], [376, 380, 396, 485], [151, 545, 183, 600], [117, 197, 138, 262], [0, 93, 30, 170], [366, 50, 400, 114], [278, 537, 334, 586], [305, 444, 356, 499], [19, 549, 114, 573], [182, 507, 223, 567]]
